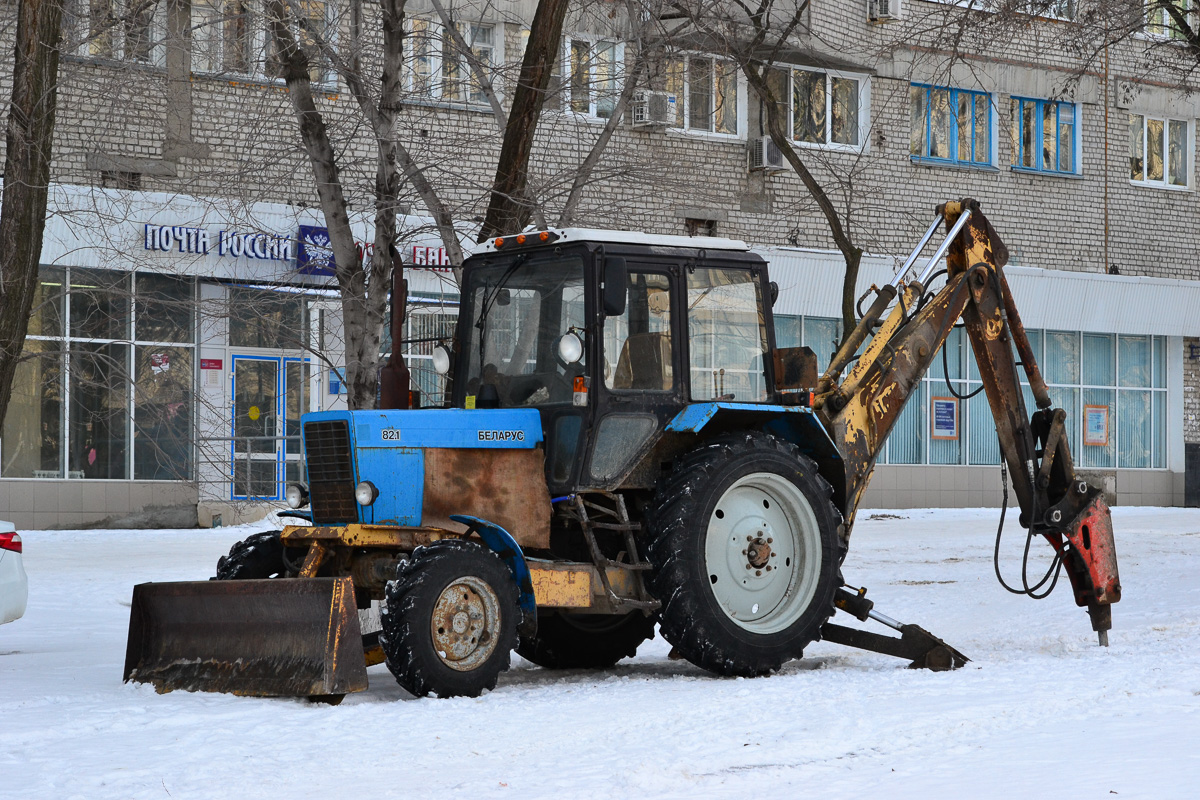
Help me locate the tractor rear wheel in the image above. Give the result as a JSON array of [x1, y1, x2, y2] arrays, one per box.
[[213, 531, 297, 579], [380, 539, 519, 698], [517, 611, 656, 669], [644, 432, 844, 677]]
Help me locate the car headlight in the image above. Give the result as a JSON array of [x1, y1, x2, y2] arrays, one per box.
[[284, 482, 309, 509], [355, 481, 378, 506]]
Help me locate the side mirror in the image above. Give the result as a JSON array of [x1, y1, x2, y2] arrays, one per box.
[[603, 256, 627, 317], [769, 281, 779, 307]]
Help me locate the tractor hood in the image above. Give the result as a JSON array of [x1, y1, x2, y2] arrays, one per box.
[[298, 408, 550, 546]]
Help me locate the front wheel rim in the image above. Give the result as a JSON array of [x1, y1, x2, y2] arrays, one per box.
[[702, 472, 823, 635], [430, 575, 501, 671]]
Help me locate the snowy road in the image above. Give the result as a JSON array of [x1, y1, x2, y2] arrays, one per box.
[[2, 507, 1199, 799]]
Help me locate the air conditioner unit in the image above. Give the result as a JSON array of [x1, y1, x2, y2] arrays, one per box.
[[749, 136, 786, 171], [868, 0, 899, 21], [632, 90, 676, 127]]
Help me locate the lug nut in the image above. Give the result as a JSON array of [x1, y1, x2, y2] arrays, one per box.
[[742, 549, 748, 555], [1049, 509, 1062, 523], [755, 570, 762, 576], [766, 566, 772, 572], [746, 564, 752, 570], [766, 537, 773, 544], [747, 535, 753, 541]]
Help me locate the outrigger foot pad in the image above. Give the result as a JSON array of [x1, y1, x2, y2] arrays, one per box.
[[820, 586, 970, 671]]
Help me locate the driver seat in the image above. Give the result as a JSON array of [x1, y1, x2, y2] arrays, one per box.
[[613, 332, 672, 390]]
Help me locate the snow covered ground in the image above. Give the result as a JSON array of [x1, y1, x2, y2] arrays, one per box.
[[2, 507, 1199, 799]]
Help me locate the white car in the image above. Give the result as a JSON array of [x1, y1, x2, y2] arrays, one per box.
[[0, 520, 27, 625]]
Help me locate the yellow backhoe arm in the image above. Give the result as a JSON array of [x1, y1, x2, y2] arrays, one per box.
[[815, 199, 1120, 642]]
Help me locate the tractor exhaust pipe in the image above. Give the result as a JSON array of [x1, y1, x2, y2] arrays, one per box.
[[379, 243, 413, 410]]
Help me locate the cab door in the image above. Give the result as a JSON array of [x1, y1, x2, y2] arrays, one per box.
[[581, 266, 683, 489]]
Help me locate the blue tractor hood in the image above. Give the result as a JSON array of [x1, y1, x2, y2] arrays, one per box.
[[313, 407, 544, 450], [299, 408, 545, 529]]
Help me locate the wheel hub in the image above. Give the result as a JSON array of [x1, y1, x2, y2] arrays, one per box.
[[703, 473, 823, 635], [430, 576, 501, 671]]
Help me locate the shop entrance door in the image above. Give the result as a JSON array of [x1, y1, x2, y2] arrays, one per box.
[[231, 355, 309, 500]]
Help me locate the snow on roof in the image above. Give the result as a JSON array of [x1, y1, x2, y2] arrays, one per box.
[[476, 227, 750, 254]]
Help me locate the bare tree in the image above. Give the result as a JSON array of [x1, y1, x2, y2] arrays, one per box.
[[0, 0, 65, 433], [666, 1, 867, 341]]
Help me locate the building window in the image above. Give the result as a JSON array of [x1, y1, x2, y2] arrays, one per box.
[[684, 218, 717, 237], [909, 84, 992, 167], [666, 55, 742, 136], [764, 66, 867, 148], [874, 327, 1168, 470], [565, 37, 622, 119], [193, 0, 253, 75], [1011, 97, 1079, 174], [191, 0, 330, 82], [66, 0, 164, 64], [1145, 0, 1193, 39], [0, 268, 197, 481], [1129, 113, 1189, 187], [407, 19, 498, 106]]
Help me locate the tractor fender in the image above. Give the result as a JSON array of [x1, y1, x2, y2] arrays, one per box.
[[448, 514, 537, 639], [664, 402, 847, 515]]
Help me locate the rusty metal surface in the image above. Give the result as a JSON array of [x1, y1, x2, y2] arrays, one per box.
[[821, 622, 970, 671], [529, 564, 593, 607], [281, 524, 454, 550], [422, 448, 551, 549], [123, 577, 368, 697], [773, 346, 818, 391], [430, 576, 501, 672]]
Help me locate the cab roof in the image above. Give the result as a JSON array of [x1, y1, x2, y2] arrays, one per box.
[[476, 227, 751, 255]]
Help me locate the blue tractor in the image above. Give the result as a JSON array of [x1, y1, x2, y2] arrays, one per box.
[[125, 203, 1121, 699]]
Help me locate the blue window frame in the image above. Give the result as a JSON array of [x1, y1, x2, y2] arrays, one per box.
[[1012, 97, 1078, 174], [909, 84, 992, 166]]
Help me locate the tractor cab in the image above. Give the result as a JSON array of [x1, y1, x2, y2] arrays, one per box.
[[451, 230, 781, 495]]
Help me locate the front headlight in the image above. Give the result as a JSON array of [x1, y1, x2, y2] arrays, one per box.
[[284, 482, 309, 509], [355, 480, 379, 506]]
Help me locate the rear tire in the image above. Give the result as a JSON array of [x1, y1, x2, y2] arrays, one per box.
[[380, 539, 519, 698], [644, 432, 844, 677], [517, 611, 656, 669]]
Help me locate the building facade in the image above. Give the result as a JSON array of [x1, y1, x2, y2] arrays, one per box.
[[1, 0, 1199, 528]]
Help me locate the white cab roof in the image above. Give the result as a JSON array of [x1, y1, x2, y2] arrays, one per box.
[[476, 228, 751, 254]]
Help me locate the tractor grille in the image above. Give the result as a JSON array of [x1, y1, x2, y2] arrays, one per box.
[[303, 420, 357, 523]]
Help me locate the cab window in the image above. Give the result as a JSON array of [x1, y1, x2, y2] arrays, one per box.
[[604, 272, 673, 392], [687, 268, 767, 401]]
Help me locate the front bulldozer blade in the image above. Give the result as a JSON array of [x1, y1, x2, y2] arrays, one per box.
[[123, 577, 368, 697]]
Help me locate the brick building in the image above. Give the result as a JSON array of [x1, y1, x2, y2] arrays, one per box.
[[0, 0, 1198, 527]]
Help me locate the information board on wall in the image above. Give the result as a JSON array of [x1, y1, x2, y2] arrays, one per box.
[[931, 397, 959, 440]]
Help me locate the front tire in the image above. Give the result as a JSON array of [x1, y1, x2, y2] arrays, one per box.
[[380, 539, 519, 698], [644, 432, 843, 677], [517, 611, 656, 669]]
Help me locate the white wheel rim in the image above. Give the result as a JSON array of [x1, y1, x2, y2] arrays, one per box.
[[703, 472, 822, 635]]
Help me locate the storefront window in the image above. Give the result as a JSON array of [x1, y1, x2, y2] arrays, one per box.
[[69, 343, 130, 479], [0, 341, 63, 478], [1, 266, 197, 481], [877, 328, 1167, 470], [134, 347, 193, 480], [229, 287, 306, 349]]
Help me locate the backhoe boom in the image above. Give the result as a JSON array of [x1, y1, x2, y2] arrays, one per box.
[[815, 199, 1121, 642]]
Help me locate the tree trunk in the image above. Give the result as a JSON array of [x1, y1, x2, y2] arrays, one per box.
[[478, 0, 570, 241], [743, 61, 862, 343], [0, 0, 64, 433], [266, 0, 376, 408]]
